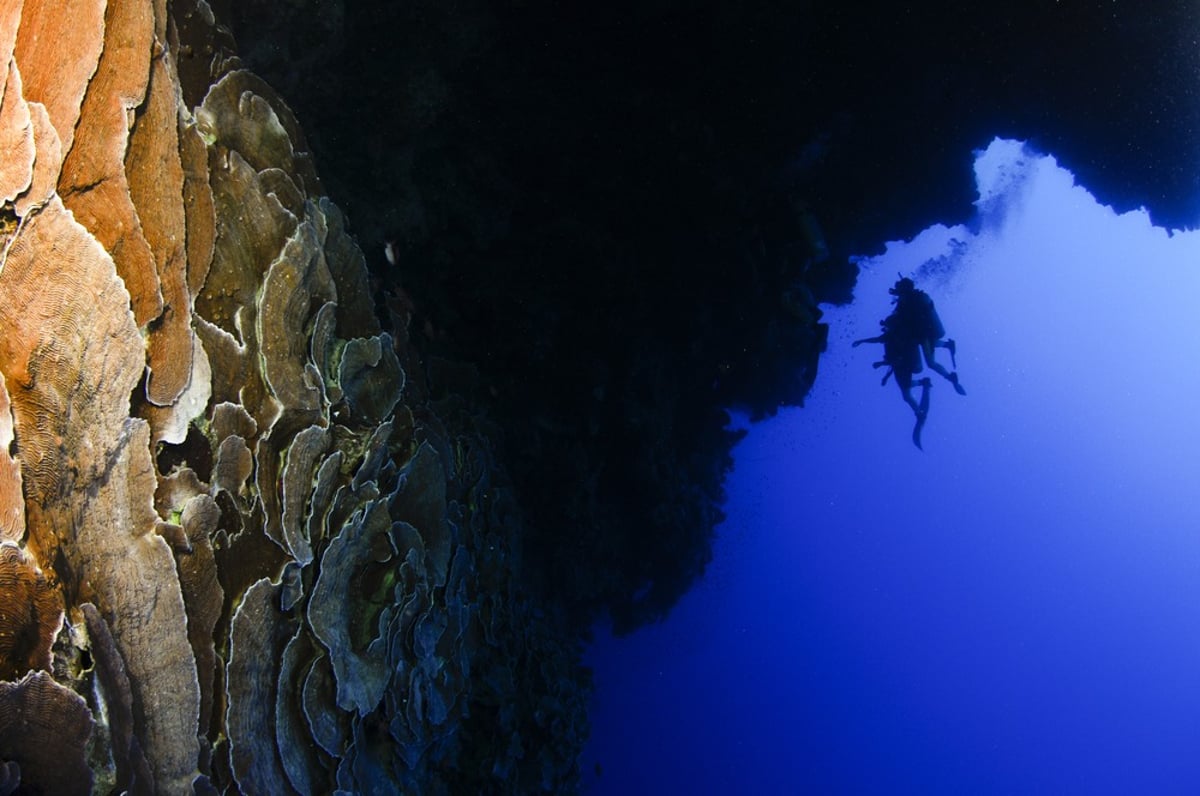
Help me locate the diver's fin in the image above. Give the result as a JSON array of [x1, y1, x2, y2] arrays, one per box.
[[950, 371, 966, 396], [912, 413, 925, 450]]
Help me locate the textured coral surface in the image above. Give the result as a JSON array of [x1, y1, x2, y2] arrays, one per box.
[[0, 2, 586, 792]]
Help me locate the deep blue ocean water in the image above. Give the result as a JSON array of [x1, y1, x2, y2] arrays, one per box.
[[582, 139, 1200, 794]]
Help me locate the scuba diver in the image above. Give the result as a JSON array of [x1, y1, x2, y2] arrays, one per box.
[[853, 320, 933, 448], [888, 277, 965, 395], [853, 276, 965, 449]]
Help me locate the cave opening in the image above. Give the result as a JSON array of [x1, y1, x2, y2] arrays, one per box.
[[583, 137, 1200, 794]]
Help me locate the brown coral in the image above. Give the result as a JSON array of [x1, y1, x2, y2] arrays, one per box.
[[0, 3, 589, 793], [128, 36, 194, 407], [0, 671, 94, 795], [57, 0, 162, 327], [0, 542, 60, 681], [11, 0, 105, 159], [0, 373, 24, 543]]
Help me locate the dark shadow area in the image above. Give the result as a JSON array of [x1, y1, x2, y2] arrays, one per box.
[[218, 0, 1200, 635]]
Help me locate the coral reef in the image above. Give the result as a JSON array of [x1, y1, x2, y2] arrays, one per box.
[[0, 1, 586, 792]]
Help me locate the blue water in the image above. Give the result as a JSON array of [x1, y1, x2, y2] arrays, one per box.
[[582, 139, 1200, 794]]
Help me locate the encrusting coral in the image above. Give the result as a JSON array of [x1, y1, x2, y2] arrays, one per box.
[[0, 1, 587, 793]]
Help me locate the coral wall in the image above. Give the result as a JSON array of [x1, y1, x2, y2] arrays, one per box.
[[0, 1, 585, 793]]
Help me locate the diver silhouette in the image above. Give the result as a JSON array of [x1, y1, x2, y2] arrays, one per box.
[[853, 276, 965, 449]]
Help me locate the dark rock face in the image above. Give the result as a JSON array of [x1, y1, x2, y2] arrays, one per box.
[[223, 1, 1200, 634], [229, 1, 1200, 247]]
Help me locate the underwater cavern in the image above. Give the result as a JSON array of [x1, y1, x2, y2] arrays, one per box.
[[0, 1, 1196, 793]]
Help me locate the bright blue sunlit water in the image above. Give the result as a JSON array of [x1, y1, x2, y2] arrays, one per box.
[[582, 138, 1200, 795]]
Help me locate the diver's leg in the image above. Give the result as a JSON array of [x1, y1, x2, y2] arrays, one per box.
[[922, 340, 966, 395], [912, 378, 931, 450], [937, 338, 957, 369], [920, 339, 951, 378], [896, 373, 921, 416]]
